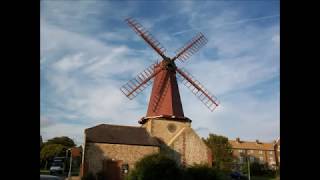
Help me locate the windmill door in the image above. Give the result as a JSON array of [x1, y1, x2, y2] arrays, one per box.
[[103, 159, 123, 180]]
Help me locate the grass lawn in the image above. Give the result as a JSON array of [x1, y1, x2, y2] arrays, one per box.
[[40, 169, 50, 175]]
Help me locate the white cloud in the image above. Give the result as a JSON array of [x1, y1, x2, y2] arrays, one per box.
[[41, 1, 280, 145], [41, 123, 87, 145], [40, 115, 56, 128]]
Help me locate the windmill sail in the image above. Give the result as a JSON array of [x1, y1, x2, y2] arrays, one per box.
[[172, 33, 208, 62], [176, 67, 219, 111], [125, 17, 167, 59], [120, 62, 162, 99], [122, 17, 219, 118]]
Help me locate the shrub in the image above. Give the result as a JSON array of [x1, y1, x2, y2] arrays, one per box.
[[183, 164, 219, 180], [81, 172, 95, 180], [241, 162, 277, 178], [127, 153, 182, 180], [96, 170, 108, 180]]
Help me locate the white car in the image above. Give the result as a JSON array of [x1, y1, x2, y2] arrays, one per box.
[[40, 175, 64, 180], [49, 161, 64, 175]]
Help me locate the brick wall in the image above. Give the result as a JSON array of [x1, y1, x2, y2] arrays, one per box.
[[232, 149, 277, 168]]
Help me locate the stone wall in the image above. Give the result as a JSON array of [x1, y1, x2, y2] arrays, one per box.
[[142, 118, 191, 144], [142, 118, 211, 166], [84, 143, 159, 175], [169, 127, 211, 166]]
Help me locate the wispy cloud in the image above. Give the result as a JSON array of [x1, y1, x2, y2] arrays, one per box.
[[41, 0, 279, 145], [172, 14, 280, 36]]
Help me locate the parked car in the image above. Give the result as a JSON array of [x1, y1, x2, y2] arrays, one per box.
[[230, 171, 248, 180], [49, 161, 64, 175], [40, 175, 64, 180]]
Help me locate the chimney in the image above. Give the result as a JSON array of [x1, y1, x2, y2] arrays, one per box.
[[236, 137, 240, 143], [255, 139, 260, 144]]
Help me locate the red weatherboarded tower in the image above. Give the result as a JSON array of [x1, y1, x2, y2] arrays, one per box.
[[146, 63, 184, 118], [120, 18, 220, 124]]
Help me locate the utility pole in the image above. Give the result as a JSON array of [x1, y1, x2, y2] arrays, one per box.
[[68, 149, 73, 180], [247, 154, 251, 180]]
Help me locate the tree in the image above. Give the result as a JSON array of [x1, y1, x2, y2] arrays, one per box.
[[46, 136, 76, 147], [40, 136, 76, 169], [202, 133, 234, 171], [40, 144, 66, 169]]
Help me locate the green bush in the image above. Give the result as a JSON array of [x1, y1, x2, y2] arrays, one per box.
[[241, 162, 277, 178], [126, 153, 227, 180], [81, 172, 95, 180], [96, 170, 108, 180], [127, 153, 182, 180], [183, 164, 219, 180]]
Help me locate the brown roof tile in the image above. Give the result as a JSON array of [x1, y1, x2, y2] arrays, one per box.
[[85, 124, 159, 146], [229, 139, 274, 151]]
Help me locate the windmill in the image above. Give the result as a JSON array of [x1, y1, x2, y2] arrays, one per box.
[[120, 18, 220, 124]]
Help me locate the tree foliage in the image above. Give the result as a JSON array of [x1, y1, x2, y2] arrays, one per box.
[[40, 144, 66, 161], [40, 136, 76, 169], [46, 136, 76, 147], [202, 133, 234, 171]]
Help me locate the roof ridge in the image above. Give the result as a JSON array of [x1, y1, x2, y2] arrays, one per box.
[[229, 139, 274, 144], [85, 123, 141, 130]]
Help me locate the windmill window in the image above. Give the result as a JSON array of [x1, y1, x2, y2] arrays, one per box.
[[167, 123, 177, 133]]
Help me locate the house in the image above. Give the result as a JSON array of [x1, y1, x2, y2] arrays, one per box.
[[274, 137, 280, 166], [81, 124, 160, 178], [229, 137, 279, 170]]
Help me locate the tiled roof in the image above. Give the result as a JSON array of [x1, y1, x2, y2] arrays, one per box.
[[85, 124, 159, 146], [229, 140, 274, 151]]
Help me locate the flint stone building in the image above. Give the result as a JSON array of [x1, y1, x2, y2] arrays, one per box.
[[81, 116, 212, 179]]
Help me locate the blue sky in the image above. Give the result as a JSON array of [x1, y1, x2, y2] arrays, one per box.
[[40, 0, 279, 145]]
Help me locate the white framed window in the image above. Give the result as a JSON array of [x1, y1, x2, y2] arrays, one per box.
[[239, 157, 244, 163], [259, 156, 264, 162], [269, 151, 273, 155], [250, 150, 254, 154], [259, 150, 263, 154], [238, 149, 243, 153]]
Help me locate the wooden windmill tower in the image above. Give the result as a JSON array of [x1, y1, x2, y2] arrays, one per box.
[[120, 17, 219, 123], [119, 17, 218, 166]]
